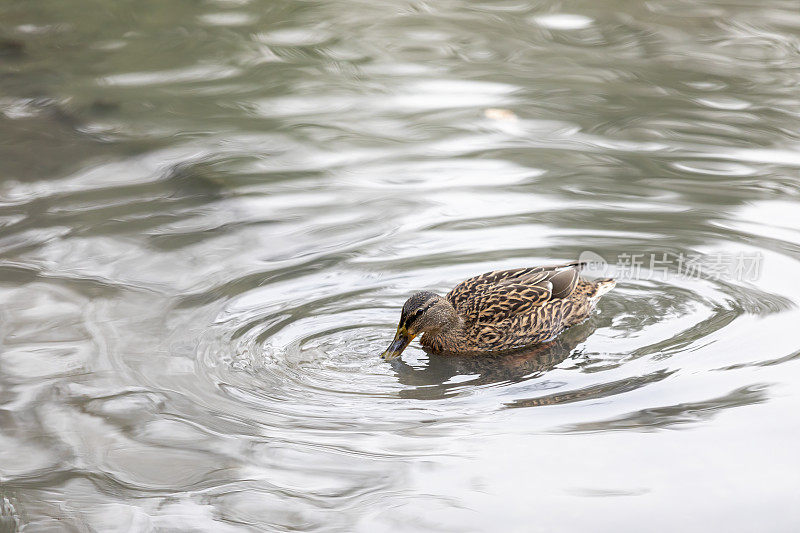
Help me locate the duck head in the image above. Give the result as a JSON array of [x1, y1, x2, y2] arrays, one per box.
[[381, 291, 459, 360]]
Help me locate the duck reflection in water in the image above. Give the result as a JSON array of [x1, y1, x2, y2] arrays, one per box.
[[389, 324, 595, 401]]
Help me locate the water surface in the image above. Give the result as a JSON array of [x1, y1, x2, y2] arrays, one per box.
[[2, 0, 800, 531]]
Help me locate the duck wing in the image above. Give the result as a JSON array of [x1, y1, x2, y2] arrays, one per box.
[[448, 263, 582, 324], [447, 266, 544, 315]]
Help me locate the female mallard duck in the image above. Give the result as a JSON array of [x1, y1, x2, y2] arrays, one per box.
[[381, 261, 615, 359]]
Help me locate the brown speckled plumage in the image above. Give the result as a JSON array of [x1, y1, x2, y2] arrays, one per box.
[[381, 261, 615, 359]]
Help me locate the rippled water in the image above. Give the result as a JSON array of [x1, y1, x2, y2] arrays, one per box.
[[2, 0, 800, 530]]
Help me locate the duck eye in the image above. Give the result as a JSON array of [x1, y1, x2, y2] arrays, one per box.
[[402, 307, 425, 328], [413, 303, 433, 319]]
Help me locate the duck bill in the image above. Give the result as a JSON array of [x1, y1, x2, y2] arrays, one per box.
[[381, 327, 412, 360]]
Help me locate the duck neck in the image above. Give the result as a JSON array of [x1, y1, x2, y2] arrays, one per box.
[[421, 302, 465, 347]]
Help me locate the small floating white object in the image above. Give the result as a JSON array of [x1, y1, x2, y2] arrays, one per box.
[[534, 14, 593, 30], [483, 108, 518, 121]]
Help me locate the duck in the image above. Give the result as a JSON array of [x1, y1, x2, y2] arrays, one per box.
[[381, 261, 615, 359]]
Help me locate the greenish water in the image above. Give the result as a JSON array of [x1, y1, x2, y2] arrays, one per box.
[[2, 0, 800, 530]]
